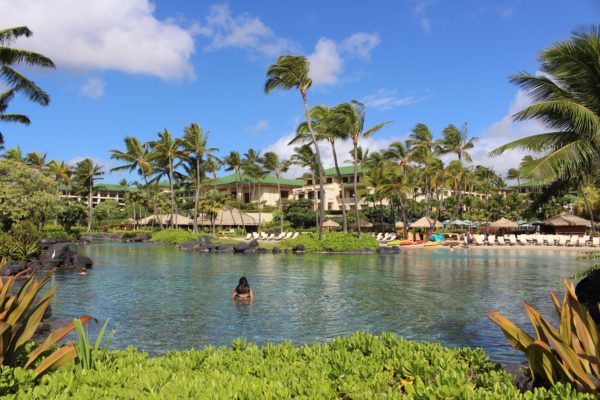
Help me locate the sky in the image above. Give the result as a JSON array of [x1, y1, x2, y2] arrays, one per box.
[[0, 0, 598, 182]]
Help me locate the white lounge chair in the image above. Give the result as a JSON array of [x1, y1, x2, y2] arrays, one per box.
[[274, 232, 286, 240], [376, 232, 384, 241], [497, 236, 506, 246], [594, 237, 600, 247], [251, 232, 259, 239], [508, 235, 518, 246], [290, 232, 300, 239], [245, 233, 252, 240]]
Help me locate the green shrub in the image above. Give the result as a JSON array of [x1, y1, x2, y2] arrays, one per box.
[[40, 225, 73, 240], [2, 333, 593, 399], [121, 230, 153, 240], [149, 230, 199, 245], [280, 232, 378, 252]]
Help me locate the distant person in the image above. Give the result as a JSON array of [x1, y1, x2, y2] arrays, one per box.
[[232, 276, 254, 300], [78, 267, 88, 276]]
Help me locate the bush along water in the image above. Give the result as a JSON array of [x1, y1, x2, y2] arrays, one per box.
[[280, 232, 378, 252], [149, 229, 199, 245], [3, 332, 593, 399], [487, 280, 600, 394]]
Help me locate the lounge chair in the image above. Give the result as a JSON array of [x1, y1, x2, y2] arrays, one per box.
[[283, 232, 293, 239], [251, 232, 259, 239], [245, 233, 252, 240], [259, 232, 269, 240], [290, 232, 300, 239], [376, 233, 384, 241], [594, 237, 600, 247], [508, 235, 518, 246], [274, 232, 286, 240], [497, 236, 506, 246]]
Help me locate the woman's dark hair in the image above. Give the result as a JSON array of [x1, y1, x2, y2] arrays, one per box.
[[235, 276, 250, 294]]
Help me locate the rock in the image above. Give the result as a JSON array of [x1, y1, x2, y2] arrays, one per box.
[[256, 247, 269, 253], [36, 322, 51, 334], [576, 270, 600, 325], [40, 243, 73, 264], [71, 255, 93, 268], [272, 246, 281, 254], [506, 362, 534, 392], [284, 249, 290, 254], [213, 244, 234, 252], [201, 235, 213, 242], [4, 260, 28, 276], [125, 234, 150, 242], [292, 244, 305, 253], [233, 242, 250, 253], [248, 239, 259, 249]]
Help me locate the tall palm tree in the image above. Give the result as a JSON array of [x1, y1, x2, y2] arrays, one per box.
[[1, 26, 55, 144], [347, 145, 370, 171], [490, 26, 600, 234], [222, 150, 246, 232], [149, 129, 185, 228], [506, 168, 521, 190], [25, 151, 46, 171], [290, 144, 320, 230], [46, 160, 72, 188], [198, 190, 229, 235], [263, 151, 291, 233], [242, 148, 262, 205], [265, 55, 326, 239], [294, 104, 350, 232], [73, 158, 104, 232], [0, 89, 30, 145], [331, 100, 389, 237], [246, 162, 268, 227], [407, 123, 435, 161], [181, 123, 218, 233], [437, 123, 478, 163]]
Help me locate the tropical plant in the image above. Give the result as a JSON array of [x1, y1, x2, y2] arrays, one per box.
[[7, 221, 41, 260], [0, 270, 92, 377], [265, 55, 326, 239], [0, 89, 29, 145], [1, 146, 22, 162], [290, 144, 320, 230], [181, 123, 218, 233], [436, 123, 478, 163], [72, 158, 104, 232], [490, 26, 600, 234], [222, 151, 246, 232], [149, 129, 185, 228], [197, 190, 229, 234], [46, 160, 72, 189], [57, 203, 87, 233], [73, 318, 115, 370], [0, 26, 55, 145], [262, 151, 291, 233], [24, 151, 46, 172], [487, 280, 600, 393]]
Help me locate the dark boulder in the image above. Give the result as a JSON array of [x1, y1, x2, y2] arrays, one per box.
[[272, 246, 281, 254], [505, 362, 534, 393], [125, 234, 150, 243], [71, 255, 93, 268], [576, 270, 600, 325], [213, 244, 234, 252], [233, 242, 250, 253], [40, 243, 73, 264], [248, 239, 259, 249], [256, 247, 269, 253], [4, 261, 28, 276], [292, 245, 305, 253]]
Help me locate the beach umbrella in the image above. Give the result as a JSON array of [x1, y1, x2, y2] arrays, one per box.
[[410, 217, 443, 229], [395, 221, 405, 228], [358, 220, 374, 228], [322, 219, 340, 228], [489, 217, 518, 230]]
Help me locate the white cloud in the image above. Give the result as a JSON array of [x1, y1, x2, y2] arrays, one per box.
[[413, 0, 434, 32], [362, 89, 423, 110], [197, 4, 300, 57], [245, 119, 269, 133], [470, 90, 545, 176], [263, 132, 399, 179], [341, 33, 380, 61], [0, 0, 195, 80], [308, 38, 343, 86], [80, 78, 105, 99], [418, 18, 432, 32]]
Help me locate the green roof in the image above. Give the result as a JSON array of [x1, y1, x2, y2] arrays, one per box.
[[213, 173, 304, 187], [323, 165, 364, 177]]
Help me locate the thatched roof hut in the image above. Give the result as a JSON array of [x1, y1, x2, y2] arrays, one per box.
[[322, 219, 340, 228], [542, 213, 590, 235], [489, 217, 518, 230], [196, 206, 260, 227], [410, 217, 443, 229], [138, 214, 193, 226]]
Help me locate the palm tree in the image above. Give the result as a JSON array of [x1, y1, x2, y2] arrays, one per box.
[[330, 100, 389, 237], [198, 190, 229, 234], [265, 55, 326, 239], [263, 151, 291, 233], [181, 123, 218, 233], [1, 146, 23, 162], [245, 162, 268, 227], [490, 26, 600, 234], [222, 150, 246, 232], [436, 123, 478, 163], [242, 148, 262, 205], [73, 158, 104, 232], [0, 89, 30, 145], [149, 129, 185, 228], [110, 136, 154, 179], [506, 168, 521, 190], [0, 26, 55, 143], [290, 144, 320, 230], [294, 104, 350, 232], [348, 145, 370, 171], [46, 159, 72, 199], [25, 151, 46, 171]]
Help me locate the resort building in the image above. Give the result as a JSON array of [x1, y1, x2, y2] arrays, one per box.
[[59, 183, 138, 206], [210, 173, 304, 206]]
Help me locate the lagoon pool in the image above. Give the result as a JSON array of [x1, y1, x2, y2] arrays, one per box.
[[47, 243, 590, 364]]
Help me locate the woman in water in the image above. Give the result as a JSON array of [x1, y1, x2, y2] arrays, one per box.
[[231, 276, 254, 300]]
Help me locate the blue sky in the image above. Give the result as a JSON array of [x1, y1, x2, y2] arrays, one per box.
[[0, 0, 598, 181]]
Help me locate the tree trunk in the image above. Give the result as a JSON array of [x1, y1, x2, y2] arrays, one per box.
[[331, 141, 348, 232], [258, 182, 262, 228], [311, 172, 319, 231], [353, 142, 361, 238], [235, 171, 246, 232], [87, 181, 93, 232], [301, 92, 325, 240], [193, 156, 200, 233], [277, 175, 283, 234], [579, 182, 596, 239]]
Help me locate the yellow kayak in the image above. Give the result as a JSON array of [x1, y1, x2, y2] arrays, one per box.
[[424, 241, 441, 247]]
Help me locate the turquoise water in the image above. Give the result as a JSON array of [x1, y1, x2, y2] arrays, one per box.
[[47, 243, 589, 364]]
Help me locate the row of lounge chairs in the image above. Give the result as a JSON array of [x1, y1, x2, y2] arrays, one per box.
[[244, 232, 300, 241], [472, 234, 599, 247], [376, 232, 398, 243]]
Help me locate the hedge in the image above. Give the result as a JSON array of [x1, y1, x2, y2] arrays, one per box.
[[279, 232, 379, 252]]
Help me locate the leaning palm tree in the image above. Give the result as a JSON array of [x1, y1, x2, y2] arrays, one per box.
[[222, 150, 246, 232], [490, 26, 600, 234], [265, 55, 326, 239], [110, 136, 153, 180], [73, 158, 104, 232], [181, 123, 218, 233], [294, 104, 350, 232], [290, 144, 320, 230], [0, 26, 55, 143], [149, 129, 185, 228], [263, 151, 291, 234], [330, 100, 389, 237], [0, 89, 30, 145], [437, 123, 478, 163]]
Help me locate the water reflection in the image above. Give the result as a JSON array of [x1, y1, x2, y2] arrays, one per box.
[[46, 243, 589, 364]]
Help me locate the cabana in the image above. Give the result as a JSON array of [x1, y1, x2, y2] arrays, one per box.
[[196, 206, 260, 228], [542, 213, 591, 235], [489, 217, 518, 232], [322, 219, 340, 231], [137, 214, 193, 227], [394, 221, 405, 238], [409, 217, 443, 241]]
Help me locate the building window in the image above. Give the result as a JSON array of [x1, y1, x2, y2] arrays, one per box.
[[244, 193, 250, 203], [307, 179, 312, 185], [231, 191, 236, 198], [308, 192, 314, 200], [326, 178, 333, 184], [280, 190, 289, 199], [328, 202, 333, 210]]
